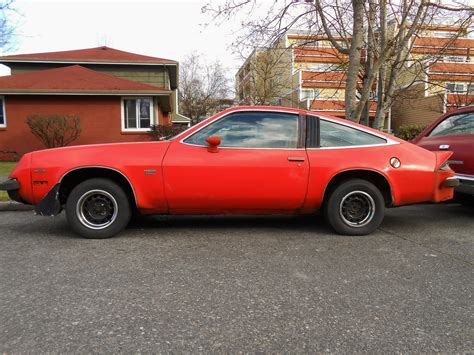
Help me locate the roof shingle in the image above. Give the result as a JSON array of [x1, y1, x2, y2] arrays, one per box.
[[0, 46, 177, 64]]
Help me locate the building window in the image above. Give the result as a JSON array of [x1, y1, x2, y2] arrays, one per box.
[[433, 31, 456, 38], [441, 55, 468, 63], [122, 98, 153, 131], [308, 63, 344, 72], [300, 89, 321, 101], [446, 83, 466, 93], [0, 97, 5, 128], [300, 89, 314, 101]]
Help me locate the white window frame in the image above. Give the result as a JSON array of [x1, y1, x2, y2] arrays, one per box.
[[0, 96, 6, 128], [121, 97, 154, 132]]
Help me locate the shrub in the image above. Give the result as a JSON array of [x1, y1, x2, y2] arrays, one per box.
[[149, 124, 187, 141], [396, 124, 427, 141], [0, 150, 19, 162], [26, 114, 81, 148]]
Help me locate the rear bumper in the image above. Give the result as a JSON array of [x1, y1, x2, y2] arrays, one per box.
[[444, 177, 459, 187], [431, 170, 457, 203], [455, 174, 474, 196]]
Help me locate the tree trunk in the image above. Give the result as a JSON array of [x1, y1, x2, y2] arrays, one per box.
[[345, 0, 365, 121], [373, 65, 386, 130], [362, 0, 376, 126], [372, 0, 387, 130]]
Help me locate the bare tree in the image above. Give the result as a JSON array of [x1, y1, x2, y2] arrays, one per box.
[[204, 0, 473, 127], [179, 52, 231, 123], [237, 46, 292, 105], [0, 0, 17, 52], [26, 114, 82, 148]]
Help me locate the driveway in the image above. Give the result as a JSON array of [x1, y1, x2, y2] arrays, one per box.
[[0, 203, 472, 352]]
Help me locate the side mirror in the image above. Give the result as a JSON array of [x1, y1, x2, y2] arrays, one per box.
[[206, 136, 221, 153]]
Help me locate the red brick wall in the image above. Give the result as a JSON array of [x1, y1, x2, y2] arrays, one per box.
[[0, 95, 164, 159]]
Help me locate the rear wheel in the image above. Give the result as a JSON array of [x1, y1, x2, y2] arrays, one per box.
[[65, 178, 131, 239], [324, 179, 385, 235]]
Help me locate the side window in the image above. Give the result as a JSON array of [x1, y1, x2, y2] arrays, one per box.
[[428, 112, 474, 137], [122, 97, 153, 131], [0, 97, 5, 127], [184, 111, 299, 148], [320, 119, 386, 147]]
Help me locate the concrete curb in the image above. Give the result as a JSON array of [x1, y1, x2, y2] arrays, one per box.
[[0, 201, 35, 212]]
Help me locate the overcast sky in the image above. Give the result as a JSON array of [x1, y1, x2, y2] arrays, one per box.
[[1, 0, 251, 77]]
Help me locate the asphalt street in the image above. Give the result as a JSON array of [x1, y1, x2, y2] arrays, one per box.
[[0, 203, 472, 352]]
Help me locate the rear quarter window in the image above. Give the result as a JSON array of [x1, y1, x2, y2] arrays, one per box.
[[320, 119, 387, 147]]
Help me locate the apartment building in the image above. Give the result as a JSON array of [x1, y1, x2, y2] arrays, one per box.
[[414, 25, 473, 110], [236, 26, 473, 127], [236, 32, 376, 119]]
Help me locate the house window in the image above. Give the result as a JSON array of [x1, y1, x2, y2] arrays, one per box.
[[122, 98, 153, 131], [0, 97, 5, 128]]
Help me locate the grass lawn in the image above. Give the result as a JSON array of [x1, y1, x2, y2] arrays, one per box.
[[0, 162, 17, 176], [0, 162, 17, 201]]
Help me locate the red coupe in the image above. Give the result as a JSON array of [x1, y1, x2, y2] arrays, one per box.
[[1, 106, 458, 239], [412, 106, 474, 201]]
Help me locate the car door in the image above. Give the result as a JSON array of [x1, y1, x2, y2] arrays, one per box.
[[417, 111, 474, 176], [162, 110, 309, 213]]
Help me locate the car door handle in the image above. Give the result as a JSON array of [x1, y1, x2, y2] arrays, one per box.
[[439, 144, 450, 150], [288, 157, 305, 162]]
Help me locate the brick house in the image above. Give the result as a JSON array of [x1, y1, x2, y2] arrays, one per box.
[[0, 46, 190, 158]]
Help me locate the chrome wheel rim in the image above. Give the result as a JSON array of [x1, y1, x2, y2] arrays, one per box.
[[339, 191, 375, 227], [76, 190, 118, 230]]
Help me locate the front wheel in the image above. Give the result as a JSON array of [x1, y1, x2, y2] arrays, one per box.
[[324, 179, 385, 235], [65, 178, 131, 239]]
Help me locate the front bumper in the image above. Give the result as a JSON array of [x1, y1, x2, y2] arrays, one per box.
[[0, 178, 19, 191], [0, 178, 26, 203]]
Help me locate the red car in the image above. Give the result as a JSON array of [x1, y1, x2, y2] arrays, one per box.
[[1, 106, 457, 239], [412, 106, 474, 201]]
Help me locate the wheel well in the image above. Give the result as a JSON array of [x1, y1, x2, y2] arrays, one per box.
[[58, 168, 137, 209], [322, 170, 393, 207]]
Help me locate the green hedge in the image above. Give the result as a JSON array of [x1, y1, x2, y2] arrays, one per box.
[[396, 124, 428, 141]]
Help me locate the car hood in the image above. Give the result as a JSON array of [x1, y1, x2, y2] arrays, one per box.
[[30, 140, 172, 173]]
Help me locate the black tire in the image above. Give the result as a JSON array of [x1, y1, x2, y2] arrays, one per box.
[[65, 178, 131, 239], [324, 179, 385, 236]]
